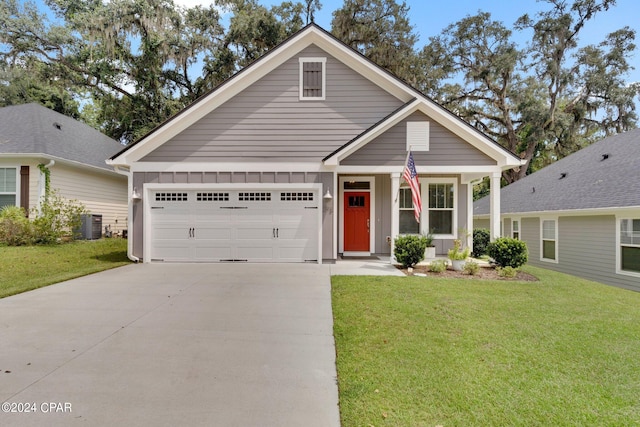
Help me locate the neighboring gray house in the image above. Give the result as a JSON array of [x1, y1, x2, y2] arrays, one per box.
[[108, 24, 522, 264], [0, 103, 128, 235], [475, 129, 640, 291]]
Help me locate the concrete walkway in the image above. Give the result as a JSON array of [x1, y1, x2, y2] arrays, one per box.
[[0, 264, 340, 427]]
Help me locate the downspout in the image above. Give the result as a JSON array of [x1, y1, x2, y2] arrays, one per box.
[[113, 165, 140, 263]]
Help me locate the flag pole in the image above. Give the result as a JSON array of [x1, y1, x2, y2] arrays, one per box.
[[394, 146, 413, 203]]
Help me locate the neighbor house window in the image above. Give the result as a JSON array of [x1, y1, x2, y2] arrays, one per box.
[[0, 167, 17, 209], [620, 218, 640, 274], [541, 219, 558, 262], [299, 57, 326, 100], [512, 219, 520, 240], [399, 187, 419, 234], [426, 181, 455, 236]]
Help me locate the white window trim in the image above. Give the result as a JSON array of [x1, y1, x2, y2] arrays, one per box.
[[511, 217, 521, 240], [0, 166, 20, 209], [299, 57, 326, 101], [540, 217, 559, 263], [420, 177, 457, 239], [616, 215, 640, 278]]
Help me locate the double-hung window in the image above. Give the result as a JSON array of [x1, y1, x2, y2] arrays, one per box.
[[426, 180, 456, 237], [299, 58, 326, 100], [399, 186, 419, 234], [512, 219, 520, 240], [619, 218, 640, 275], [0, 167, 17, 209], [541, 218, 558, 262]]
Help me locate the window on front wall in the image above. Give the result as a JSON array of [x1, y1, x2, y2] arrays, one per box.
[[541, 219, 557, 261], [299, 58, 326, 100], [0, 167, 17, 209], [399, 187, 419, 234], [620, 219, 640, 273], [428, 182, 455, 235]]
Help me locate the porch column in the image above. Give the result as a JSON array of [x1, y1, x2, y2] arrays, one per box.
[[390, 173, 401, 263], [489, 171, 501, 241]]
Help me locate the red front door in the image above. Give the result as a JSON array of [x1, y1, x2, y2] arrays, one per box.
[[344, 192, 370, 252]]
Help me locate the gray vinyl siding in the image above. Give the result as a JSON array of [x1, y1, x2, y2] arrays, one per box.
[[131, 171, 334, 262], [518, 215, 639, 292], [341, 111, 496, 166], [474, 218, 489, 230], [142, 45, 403, 163]]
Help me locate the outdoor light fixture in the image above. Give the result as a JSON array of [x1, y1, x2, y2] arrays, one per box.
[[323, 189, 333, 200], [131, 187, 141, 201]]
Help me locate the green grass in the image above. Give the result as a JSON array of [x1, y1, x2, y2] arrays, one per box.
[[332, 266, 640, 426], [0, 238, 130, 298]]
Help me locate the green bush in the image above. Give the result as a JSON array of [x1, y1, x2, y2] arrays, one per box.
[[487, 237, 528, 268], [447, 239, 470, 261], [428, 259, 448, 273], [394, 235, 428, 268], [472, 228, 490, 257], [463, 260, 480, 275], [497, 266, 518, 278], [31, 191, 87, 244], [0, 206, 33, 246]]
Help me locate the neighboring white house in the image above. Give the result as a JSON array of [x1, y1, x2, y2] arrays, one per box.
[[475, 129, 640, 292], [0, 103, 128, 236], [107, 24, 523, 264]]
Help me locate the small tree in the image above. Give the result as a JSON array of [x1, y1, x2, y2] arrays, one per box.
[[394, 235, 428, 268], [472, 228, 491, 257]]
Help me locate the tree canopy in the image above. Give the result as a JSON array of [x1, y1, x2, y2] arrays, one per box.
[[0, 0, 637, 183]]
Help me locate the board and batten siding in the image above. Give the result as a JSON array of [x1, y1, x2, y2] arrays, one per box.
[[49, 164, 128, 234], [341, 111, 496, 166], [131, 171, 334, 261], [141, 45, 404, 163]]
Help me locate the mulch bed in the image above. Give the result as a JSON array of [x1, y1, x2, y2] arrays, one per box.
[[397, 265, 539, 281]]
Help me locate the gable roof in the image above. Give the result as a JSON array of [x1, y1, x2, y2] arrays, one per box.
[[474, 129, 640, 215], [0, 103, 124, 172], [108, 24, 521, 167]]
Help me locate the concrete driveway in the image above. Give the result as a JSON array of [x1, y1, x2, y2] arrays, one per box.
[[0, 264, 340, 426]]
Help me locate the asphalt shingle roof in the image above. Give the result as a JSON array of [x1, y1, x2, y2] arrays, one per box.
[[474, 129, 640, 215], [0, 103, 123, 171]]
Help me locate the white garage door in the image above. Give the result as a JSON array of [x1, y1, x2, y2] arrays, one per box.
[[148, 189, 320, 263]]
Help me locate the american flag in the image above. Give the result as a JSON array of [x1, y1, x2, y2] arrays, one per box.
[[403, 151, 422, 222]]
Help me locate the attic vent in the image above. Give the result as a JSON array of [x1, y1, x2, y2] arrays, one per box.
[[601, 154, 609, 161], [559, 172, 567, 179], [53, 122, 62, 130], [532, 187, 536, 193]]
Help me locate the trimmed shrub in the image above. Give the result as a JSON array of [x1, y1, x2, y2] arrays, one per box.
[[0, 206, 33, 246], [487, 237, 528, 268], [463, 260, 480, 275], [429, 259, 448, 273], [394, 235, 428, 268], [472, 228, 490, 257]]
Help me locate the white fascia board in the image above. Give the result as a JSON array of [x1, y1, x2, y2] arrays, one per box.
[[473, 206, 640, 219], [3, 153, 125, 178], [336, 165, 503, 174], [130, 162, 331, 173], [409, 102, 523, 167]]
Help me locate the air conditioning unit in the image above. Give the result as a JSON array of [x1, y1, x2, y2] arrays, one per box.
[[77, 214, 102, 240]]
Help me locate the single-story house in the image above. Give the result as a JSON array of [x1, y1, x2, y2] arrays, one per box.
[[0, 103, 128, 235], [474, 129, 640, 291], [107, 24, 523, 263]]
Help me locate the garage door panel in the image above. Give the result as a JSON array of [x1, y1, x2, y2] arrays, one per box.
[[149, 189, 319, 263]]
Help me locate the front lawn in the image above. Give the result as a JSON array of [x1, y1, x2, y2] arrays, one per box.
[[0, 238, 130, 298], [332, 266, 640, 426]]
